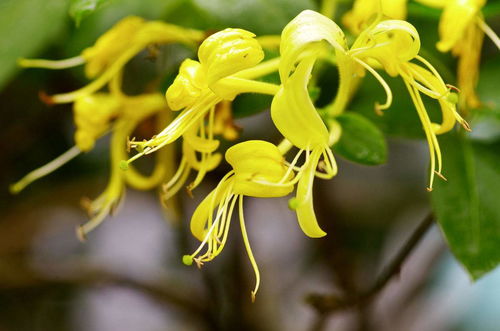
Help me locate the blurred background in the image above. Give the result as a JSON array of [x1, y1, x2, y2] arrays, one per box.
[[1, 0, 499, 330]]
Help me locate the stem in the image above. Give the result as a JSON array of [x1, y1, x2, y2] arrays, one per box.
[[306, 212, 435, 314]]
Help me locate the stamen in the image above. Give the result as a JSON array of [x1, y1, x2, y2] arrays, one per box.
[[277, 139, 293, 155], [39, 91, 55, 106], [353, 57, 393, 114], [50, 45, 142, 103], [10, 146, 81, 194], [76, 204, 112, 242], [279, 149, 304, 184], [404, 79, 439, 191], [238, 195, 260, 302], [163, 158, 188, 191], [18, 56, 85, 69], [477, 17, 500, 50], [236, 57, 281, 80], [435, 170, 447, 181]]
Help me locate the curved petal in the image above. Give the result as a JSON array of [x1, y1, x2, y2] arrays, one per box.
[[280, 10, 347, 83], [437, 0, 484, 52], [198, 28, 264, 86], [190, 178, 233, 241], [271, 56, 329, 149], [295, 149, 326, 238]]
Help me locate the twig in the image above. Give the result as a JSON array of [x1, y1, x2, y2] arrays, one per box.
[[0, 263, 207, 317], [306, 212, 434, 314]]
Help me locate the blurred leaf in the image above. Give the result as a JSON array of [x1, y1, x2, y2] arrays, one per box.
[[469, 108, 500, 142], [0, 0, 68, 90], [431, 132, 500, 280], [165, 0, 316, 34], [483, 2, 500, 18], [407, 2, 441, 20], [333, 113, 387, 165], [470, 56, 500, 142], [69, 0, 110, 26]]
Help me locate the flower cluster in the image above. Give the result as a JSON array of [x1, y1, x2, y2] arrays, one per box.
[[12, 2, 498, 300]]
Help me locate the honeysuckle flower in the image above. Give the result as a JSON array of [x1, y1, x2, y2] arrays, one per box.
[[349, 19, 470, 190], [11, 90, 171, 239], [415, 0, 500, 110], [271, 10, 342, 237], [78, 92, 170, 239], [125, 28, 283, 196], [342, 0, 407, 35], [18, 16, 205, 104], [182, 140, 295, 301]]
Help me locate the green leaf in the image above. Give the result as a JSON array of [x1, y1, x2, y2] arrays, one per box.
[[191, 0, 317, 34], [431, 132, 500, 280], [469, 56, 500, 142], [469, 108, 500, 142], [332, 113, 387, 165], [69, 0, 109, 26], [0, 0, 68, 90], [483, 2, 500, 18]]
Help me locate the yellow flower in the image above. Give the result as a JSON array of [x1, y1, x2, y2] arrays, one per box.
[[18, 16, 205, 104], [126, 28, 281, 182], [415, 0, 500, 109], [78, 92, 170, 239], [271, 10, 341, 237], [349, 19, 470, 190], [11, 90, 170, 240], [73, 93, 121, 152], [343, 0, 407, 35], [183, 140, 295, 301]]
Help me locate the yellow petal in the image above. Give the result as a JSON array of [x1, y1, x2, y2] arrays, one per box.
[[437, 0, 484, 52], [166, 59, 206, 111], [271, 56, 329, 150], [82, 16, 145, 78], [73, 93, 121, 151], [183, 141, 222, 171], [190, 178, 233, 241], [343, 0, 407, 35], [295, 149, 326, 238], [406, 63, 458, 134], [280, 10, 347, 83], [352, 20, 420, 76], [198, 28, 264, 86], [226, 140, 294, 197]]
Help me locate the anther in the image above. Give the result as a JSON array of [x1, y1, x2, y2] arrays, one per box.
[[434, 171, 447, 181], [38, 91, 55, 106], [76, 226, 87, 242]]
